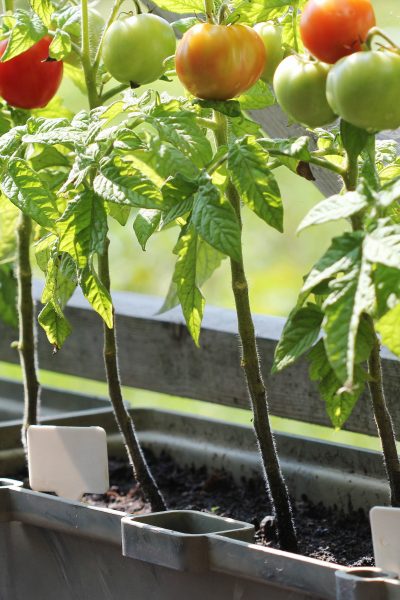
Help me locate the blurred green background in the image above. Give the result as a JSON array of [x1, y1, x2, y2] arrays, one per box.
[[1, 0, 399, 451]]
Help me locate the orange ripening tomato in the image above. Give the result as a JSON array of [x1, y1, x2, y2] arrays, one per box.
[[175, 23, 266, 100], [300, 0, 376, 64]]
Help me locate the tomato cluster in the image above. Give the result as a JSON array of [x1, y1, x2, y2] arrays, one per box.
[[0, 36, 63, 110], [273, 0, 400, 133]]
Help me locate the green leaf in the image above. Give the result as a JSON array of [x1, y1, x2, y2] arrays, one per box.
[[192, 175, 242, 262], [0, 264, 17, 327], [323, 251, 375, 387], [149, 111, 213, 168], [160, 235, 225, 314], [376, 303, 400, 357], [38, 303, 72, 350], [302, 232, 364, 294], [259, 136, 312, 162], [1, 10, 47, 62], [150, 0, 205, 14], [373, 264, 400, 318], [133, 209, 161, 250], [64, 62, 87, 94], [29, 145, 70, 171], [172, 16, 200, 34], [58, 190, 108, 268], [228, 137, 283, 232], [340, 120, 370, 162], [172, 226, 205, 345], [41, 252, 76, 309], [49, 28, 71, 61], [237, 80, 275, 110], [376, 177, 400, 208], [1, 158, 58, 230], [0, 194, 18, 263], [30, 0, 55, 27], [364, 222, 400, 270], [308, 339, 365, 429], [94, 156, 163, 209], [272, 303, 323, 373], [193, 99, 242, 118], [298, 191, 368, 232], [80, 267, 113, 329], [106, 203, 131, 226]]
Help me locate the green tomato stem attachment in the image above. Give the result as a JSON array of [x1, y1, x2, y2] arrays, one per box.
[[217, 2, 231, 25], [365, 26, 400, 52]]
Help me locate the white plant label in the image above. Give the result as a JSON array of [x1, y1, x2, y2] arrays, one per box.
[[27, 425, 109, 501], [370, 506, 400, 575]]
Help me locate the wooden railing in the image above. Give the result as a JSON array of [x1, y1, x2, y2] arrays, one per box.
[[0, 284, 399, 439]]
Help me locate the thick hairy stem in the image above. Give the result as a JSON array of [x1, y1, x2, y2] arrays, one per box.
[[214, 111, 298, 553], [344, 142, 400, 506], [81, 0, 166, 510], [98, 241, 167, 510], [367, 323, 400, 506], [17, 213, 40, 450]]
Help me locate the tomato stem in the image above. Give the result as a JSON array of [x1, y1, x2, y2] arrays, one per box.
[[92, 0, 125, 77], [100, 82, 129, 103], [213, 109, 299, 554], [292, 1, 299, 53], [204, 0, 215, 24], [17, 212, 40, 452], [343, 132, 400, 507], [80, 0, 166, 511], [365, 26, 400, 52]]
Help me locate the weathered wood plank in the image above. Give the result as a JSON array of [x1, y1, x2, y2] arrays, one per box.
[[0, 288, 399, 438]]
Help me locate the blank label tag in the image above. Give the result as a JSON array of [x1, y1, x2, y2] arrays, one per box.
[[28, 425, 109, 501], [370, 506, 400, 575]]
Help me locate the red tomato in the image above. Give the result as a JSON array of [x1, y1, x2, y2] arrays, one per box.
[[300, 0, 376, 64], [175, 23, 266, 100], [0, 36, 63, 109]]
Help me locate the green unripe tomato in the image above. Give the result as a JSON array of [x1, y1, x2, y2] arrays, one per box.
[[273, 55, 337, 129], [253, 22, 284, 83], [326, 51, 400, 133], [102, 14, 176, 85]]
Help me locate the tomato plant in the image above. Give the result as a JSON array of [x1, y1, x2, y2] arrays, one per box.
[[0, 36, 63, 109], [102, 14, 176, 85], [253, 22, 284, 83], [175, 23, 266, 100], [326, 50, 400, 132], [300, 0, 376, 64], [273, 55, 336, 128]]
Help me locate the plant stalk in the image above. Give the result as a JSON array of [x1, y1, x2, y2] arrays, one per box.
[[213, 110, 298, 553], [344, 141, 400, 506], [17, 212, 40, 450], [98, 240, 166, 510], [81, 0, 166, 510]]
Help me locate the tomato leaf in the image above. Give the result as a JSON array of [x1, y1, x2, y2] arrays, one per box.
[[0, 263, 17, 327], [57, 190, 108, 268], [1, 158, 59, 231], [1, 10, 47, 62], [80, 266, 113, 329], [38, 302, 72, 350], [133, 209, 161, 250], [237, 80, 275, 110], [30, 0, 55, 27], [191, 174, 242, 262], [94, 156, 164, 209], [272, 303, 323, 373], [297, 191, 368, 232], [193, 99, 242, 118], [228, 137, 283, 232], [49, 28, 72, 61], [376, 303, 400, 358]]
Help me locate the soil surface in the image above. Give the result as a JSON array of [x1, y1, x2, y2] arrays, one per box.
[[83, 451, 374, 567]]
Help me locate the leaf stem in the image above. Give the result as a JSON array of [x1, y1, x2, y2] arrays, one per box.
[[204, 0, 215, 24], [93, 0, 125, 74], [80, 0, 166, 510], [213, 110, 298, 553], [100, 82, 129, 103], [17, 212, 40, 451]]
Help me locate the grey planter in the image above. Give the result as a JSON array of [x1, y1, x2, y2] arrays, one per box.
[[1, 478, 400, 600], [1, 401, 400, 599]]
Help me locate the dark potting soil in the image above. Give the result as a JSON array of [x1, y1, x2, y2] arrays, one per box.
[[83, 451, 374, 567]]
